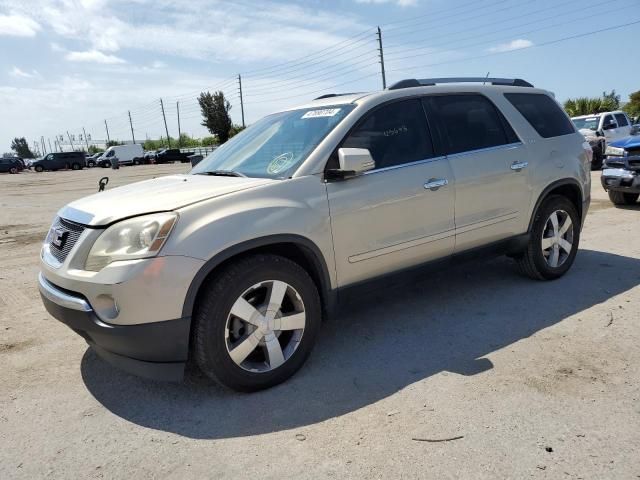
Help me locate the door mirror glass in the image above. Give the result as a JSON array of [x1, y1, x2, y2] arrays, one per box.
[[603, 120, 617, 130]]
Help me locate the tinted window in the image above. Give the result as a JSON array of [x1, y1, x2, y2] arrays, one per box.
[[423, 94, 512, 154], [603, 115, 616, 128], [341, 98, 434, 169], [614, 113, 629, 127], [504, 93, 574, 138]]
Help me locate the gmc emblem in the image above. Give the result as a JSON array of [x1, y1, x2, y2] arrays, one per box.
[[51, 228, 68, 249]]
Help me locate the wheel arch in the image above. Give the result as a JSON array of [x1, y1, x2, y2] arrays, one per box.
[[527, 178, 584, 233], [182, 234, 336, 321]]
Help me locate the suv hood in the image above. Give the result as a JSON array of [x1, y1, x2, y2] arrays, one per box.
[[58, 174, 274, 226], [609, 135, 640, 149]]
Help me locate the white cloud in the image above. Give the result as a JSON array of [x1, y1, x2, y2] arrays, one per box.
[[488, 39, 534, 53], [65, 50, 126, 64], [9, 66, 39, 78], [355, 0, 417, 5], [0, 14, 41, 37], [4, 0, 367, 63]]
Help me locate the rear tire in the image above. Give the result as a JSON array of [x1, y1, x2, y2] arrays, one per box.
[[9, 167, 18, 174], [515, 195, 580, 280], [71, 162, 81, 170], [194, 254, 321, 392], [608, 190, 639, 206]]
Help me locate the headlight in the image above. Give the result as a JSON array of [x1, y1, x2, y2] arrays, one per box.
[[85, 212, 177, 271], [605, 146, 625, 156]]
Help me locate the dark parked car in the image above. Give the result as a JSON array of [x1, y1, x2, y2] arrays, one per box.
[[32, 152, 86, 172], [143, 150, 157, 164], [155, 148, 191, 164], [0, 157, 23, 174], [86, 153, 102, 167]]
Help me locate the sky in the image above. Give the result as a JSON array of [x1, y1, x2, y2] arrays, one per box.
[[1, 0, 639, 153]]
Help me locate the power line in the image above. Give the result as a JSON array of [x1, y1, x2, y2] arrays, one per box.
[[384, 0, 587, 52], [244, 36, 376, 82], [241, 28, 375, 78], [385, 4, 635, 65], [383, 0, 512, 37], [386, 18, 640, 75], [243, 55, 379, 95]]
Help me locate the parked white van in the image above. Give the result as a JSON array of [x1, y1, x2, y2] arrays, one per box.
[[97, 144, 144, 168]]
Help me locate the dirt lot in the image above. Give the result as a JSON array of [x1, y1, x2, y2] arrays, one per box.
[[1, 165, 639, 479]]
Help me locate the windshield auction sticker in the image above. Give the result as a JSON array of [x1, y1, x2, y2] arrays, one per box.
[[301, 108, 341, 119]]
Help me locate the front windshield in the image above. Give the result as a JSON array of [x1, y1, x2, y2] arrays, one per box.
[[191, 105, 355, 179], [572, 116, 600, 131]]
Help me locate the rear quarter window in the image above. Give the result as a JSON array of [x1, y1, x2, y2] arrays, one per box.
[[504, 93, 575, 138]]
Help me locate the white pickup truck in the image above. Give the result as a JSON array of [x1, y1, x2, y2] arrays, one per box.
[[571, 111, 633, 169]]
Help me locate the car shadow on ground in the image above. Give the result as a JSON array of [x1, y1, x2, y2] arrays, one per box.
[[81, 249, 640, 439]]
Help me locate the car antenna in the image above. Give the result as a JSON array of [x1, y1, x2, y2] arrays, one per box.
[[98, 177, 109, 192]]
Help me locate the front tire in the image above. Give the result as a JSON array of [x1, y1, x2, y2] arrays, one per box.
[[71, 162, 81, 170], [35, 165, 43, 172], [515, 195, 580, 280], [608, 190, 639, 206], [194, 254, 321, 392]]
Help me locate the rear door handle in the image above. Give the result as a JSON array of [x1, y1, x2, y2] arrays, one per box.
[[510, 161, 528, 171], [424, 178, 448, 191]]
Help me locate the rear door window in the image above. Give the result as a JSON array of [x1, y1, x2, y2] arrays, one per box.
[[504, 93, 575, 138], [614, 113, 629, 127], [423, 94, 514, 155], [341, 98, 435, 169]]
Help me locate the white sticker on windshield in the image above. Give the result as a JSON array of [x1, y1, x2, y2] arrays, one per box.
[[301, 108, 341, 119]]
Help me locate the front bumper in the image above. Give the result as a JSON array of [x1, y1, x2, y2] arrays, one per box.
[[38, 273, 190, 381], [601, 156, 640, 193]]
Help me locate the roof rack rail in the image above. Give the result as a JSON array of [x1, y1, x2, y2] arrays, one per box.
[[313, 92, 360, 100], [388, 77, 534, 90]]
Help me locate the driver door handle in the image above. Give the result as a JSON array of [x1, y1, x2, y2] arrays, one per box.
[[510, 161, 528, 171], [424, 178, 448, 191]]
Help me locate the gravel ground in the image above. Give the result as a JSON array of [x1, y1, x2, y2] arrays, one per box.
[[1, 165, 639, 479]]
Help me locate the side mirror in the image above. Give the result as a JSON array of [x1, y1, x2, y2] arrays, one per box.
[[602, 122, 616, 130], [326, 148, 375, 180], [595, 130, 604, 137], [631, 125, 640, 135]]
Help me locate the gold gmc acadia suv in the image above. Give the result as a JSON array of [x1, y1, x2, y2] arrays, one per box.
[[39, 77, 592, 391]]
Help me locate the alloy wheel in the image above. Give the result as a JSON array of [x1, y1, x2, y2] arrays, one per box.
[[225, 280, 306, 373], [541, 209, 574, 268]]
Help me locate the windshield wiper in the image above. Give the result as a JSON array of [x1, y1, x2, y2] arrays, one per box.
[[195, 170, 246, 177]]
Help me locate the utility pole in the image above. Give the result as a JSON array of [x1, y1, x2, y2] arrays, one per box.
[[82, 127, 90, 151], [176, 101, 182, 146], [48, 138, 53, 153], [238, 74, 245, 128], [104, 120, 111, 146], [66, 131, 74, 151], [128, 111, 136, 144], [41, 136, 46, 155], [376, 26, 387, 90], [160, 99, 171, 147]]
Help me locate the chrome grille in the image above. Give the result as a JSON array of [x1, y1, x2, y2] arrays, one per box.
[[48, 217, 85, 264]]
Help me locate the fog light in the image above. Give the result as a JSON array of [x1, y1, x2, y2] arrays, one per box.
[[93, 294, 119, 320]]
